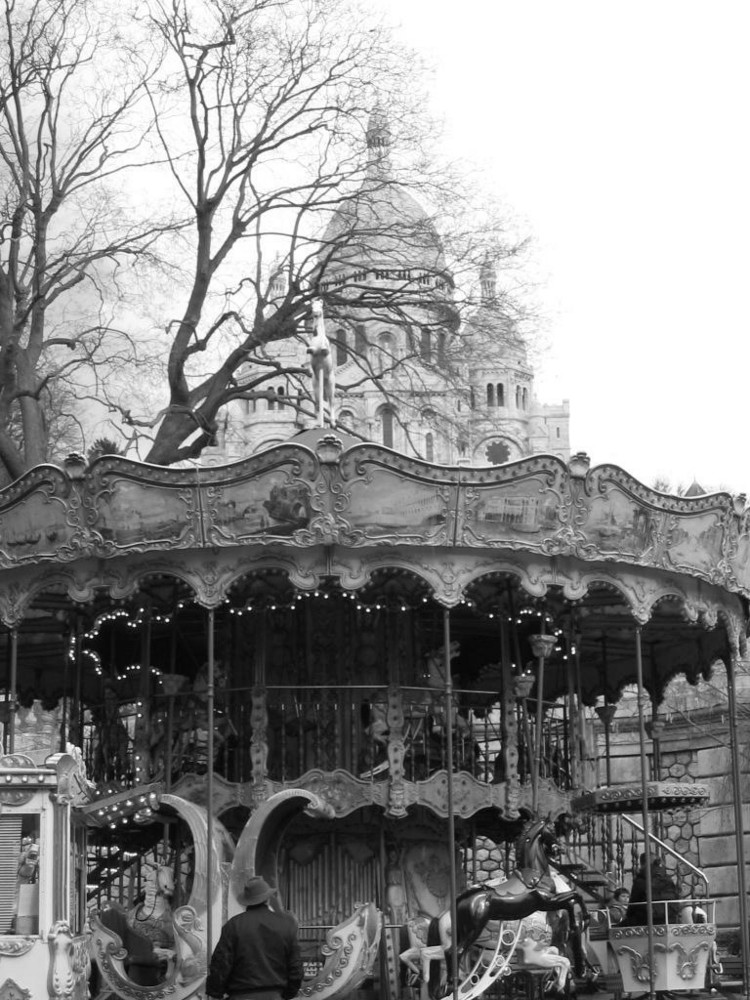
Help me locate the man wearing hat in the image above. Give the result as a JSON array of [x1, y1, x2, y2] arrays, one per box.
[[206, 876, 303, 1000]]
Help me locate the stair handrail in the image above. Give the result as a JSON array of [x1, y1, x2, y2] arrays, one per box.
[[622, 815, 709, 892]]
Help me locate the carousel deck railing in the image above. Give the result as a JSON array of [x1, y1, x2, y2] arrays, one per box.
[[561, 813, 710, 910], [81, 684, 575, 791]]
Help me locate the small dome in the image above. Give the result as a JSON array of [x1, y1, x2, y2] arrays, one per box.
[[461, 263, 524, 347]]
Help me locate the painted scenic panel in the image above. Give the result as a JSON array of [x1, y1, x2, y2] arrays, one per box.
[[584, 487, 665, 560], [0, 488, 73, 565], [664, 510, 726, 577], [91, 478, 200, 550], [205, 469, 312, 543], [344, 470, 454, 543], [460, 478, 561, 547]]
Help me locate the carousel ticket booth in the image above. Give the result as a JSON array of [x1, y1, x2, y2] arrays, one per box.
[[0, 750, 90, 1000]]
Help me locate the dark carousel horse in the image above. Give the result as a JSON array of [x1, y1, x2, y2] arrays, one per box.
[[427, 816, 589, 999]]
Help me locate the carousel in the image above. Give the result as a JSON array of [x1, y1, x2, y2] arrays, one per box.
[[0, 427, 748, 1000]]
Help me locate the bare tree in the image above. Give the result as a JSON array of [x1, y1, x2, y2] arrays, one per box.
[[0, 0, 530, 477], [0, 0, 174, 482], [132, 0, 528, 465]]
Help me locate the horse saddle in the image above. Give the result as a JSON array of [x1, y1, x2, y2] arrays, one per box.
[[495, 867, 551, 893]]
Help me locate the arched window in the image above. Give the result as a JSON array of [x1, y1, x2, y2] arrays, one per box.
[[378, 332, 396, 374], [277, 385, 285, 406], [355, 324, 367, 359], [522, 387, 528, 409], [515, 385, 521, 407], [420, 328, 432, 362], [267, 393, 275, 411], [425, 432, 434, 462], [381, 407, 395, 448], [470, 388, 476, 410], [437, 332, 446, 365], [497, 383, 505, 406], [338, 409, 355, 428], [335, 328, 348, 366], [487, 383, 495, 407]]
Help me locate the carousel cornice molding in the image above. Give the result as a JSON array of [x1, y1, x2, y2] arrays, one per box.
[[0, 542, 745, 630], [169, 766, 535, 822], [0, 442, 745, 599]]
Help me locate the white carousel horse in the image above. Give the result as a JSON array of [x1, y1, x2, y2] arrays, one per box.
[[419, 641, 469, 736], [512, 910, 572, 993], [400, 914, 448, 984], [307, 298, 335, 426]]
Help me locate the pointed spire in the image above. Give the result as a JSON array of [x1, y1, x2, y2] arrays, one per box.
[[268, 253, 286, 301], [366, 105, 391, 172], [480, 256, 497, 303]]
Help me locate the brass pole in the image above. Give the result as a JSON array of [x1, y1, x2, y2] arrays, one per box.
[[443, 608, 459, 1000], [728, 651, 750, 1000], [531, 618, 546, 815], [635, 627, 656, 1000], [206, 607, 216, 963], [8, 628, 17, 754]]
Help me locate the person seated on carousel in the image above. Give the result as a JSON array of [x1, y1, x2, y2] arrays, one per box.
[[621, 855, 681, 926], [126, 864, 177, 984], [606, 887, 630, 926]]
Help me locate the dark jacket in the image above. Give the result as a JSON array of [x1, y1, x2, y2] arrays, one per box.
[[206, 904, 303, 1000], [622, 865, 680, 926]]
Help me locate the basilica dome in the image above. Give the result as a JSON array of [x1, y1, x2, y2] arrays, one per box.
[[319, 116, 450, 289]]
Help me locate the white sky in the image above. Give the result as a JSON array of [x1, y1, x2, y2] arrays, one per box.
[[377, 0, 750, 494]]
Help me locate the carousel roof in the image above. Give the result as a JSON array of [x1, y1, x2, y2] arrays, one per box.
[[0, 431, 746, 705]]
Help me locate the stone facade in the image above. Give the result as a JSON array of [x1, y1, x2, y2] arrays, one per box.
[[204, 127, 569, 468]]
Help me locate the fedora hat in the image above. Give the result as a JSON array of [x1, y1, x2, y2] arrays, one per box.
[[238, 876, 274, 907]]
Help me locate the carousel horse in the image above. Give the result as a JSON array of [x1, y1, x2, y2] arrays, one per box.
[[307, 298, 335, 425], [426, 816, 588, 999], [513, 908, 573, 993], [420, 641, 469, 737]]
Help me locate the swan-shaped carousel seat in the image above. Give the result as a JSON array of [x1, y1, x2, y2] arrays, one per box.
[[89, 789, 382, 1000]]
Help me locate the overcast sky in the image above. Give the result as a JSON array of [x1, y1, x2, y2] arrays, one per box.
[[378, 0, 750, 494]]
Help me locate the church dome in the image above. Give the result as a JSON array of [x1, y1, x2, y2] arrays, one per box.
[[319, 114, 449, 286]]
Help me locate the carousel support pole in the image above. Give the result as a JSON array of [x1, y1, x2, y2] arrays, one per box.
[[530, 623, 555, 816], [206, 606, 216, 963], [565, 622, 580, 788], [61, 623, 69, 752], [8, 627, 17, 754], [573, 626, 589, 785], [377, 826, 393, 1000], [74, 613, 83, 749], [443, 608, 459, 1000], [595, 702, 617, 876], [165, 588, 179, 791], [635, 627, 656, 1000], [728, 650, 750, 1000]]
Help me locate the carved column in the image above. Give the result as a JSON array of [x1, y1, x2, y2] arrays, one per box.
[[250, 686, 270, 806], [385, 684, 407, 817], [500, 616, 520, 816]]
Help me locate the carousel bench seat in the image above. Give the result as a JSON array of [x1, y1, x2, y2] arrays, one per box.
[[97, 904, 170, 986]]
